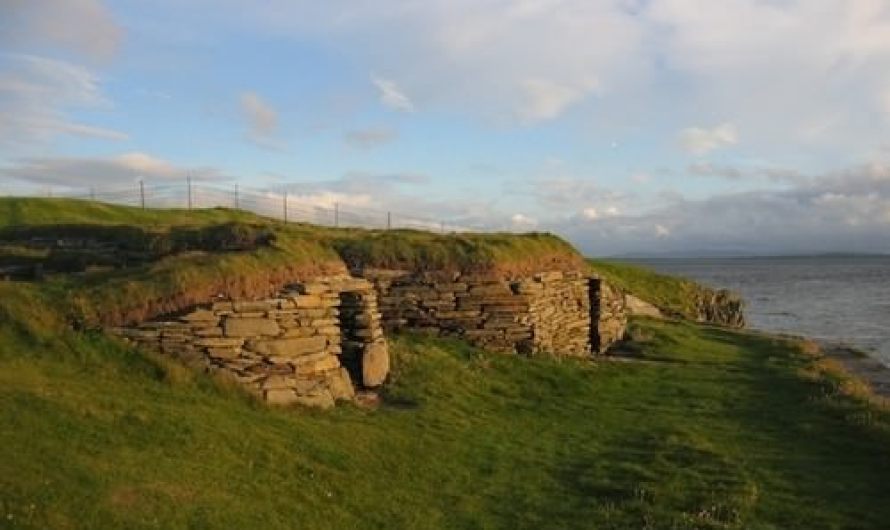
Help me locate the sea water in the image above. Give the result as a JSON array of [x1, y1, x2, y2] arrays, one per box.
[[630, 256, 890, 366]]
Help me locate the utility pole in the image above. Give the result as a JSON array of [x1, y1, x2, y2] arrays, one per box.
[[139, 179, 145, 209], [387, 211, 392, 230], [89, 187, 96, 201], [187, 174, 193, 210], [234, 184, 240, 209], [283, 191, 288, 223], [334, 202, 339, 227]]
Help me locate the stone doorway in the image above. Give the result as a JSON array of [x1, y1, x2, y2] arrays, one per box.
[[335, 283, 389, 389]]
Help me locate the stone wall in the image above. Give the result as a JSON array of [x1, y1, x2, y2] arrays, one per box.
[[111, 275, 389, 408], [111, 269, 631, 409], [360, 269, 595, 357], [589, 278, 628, 354]]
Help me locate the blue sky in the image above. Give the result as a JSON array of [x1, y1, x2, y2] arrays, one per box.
[[2, 1, 890, 255]]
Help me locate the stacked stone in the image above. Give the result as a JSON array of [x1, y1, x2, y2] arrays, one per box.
[[111, 275, 390, 409], [589, 278, 628, 353], [519, 271, 591, 357], [362, 269, 593, 356], [338, 289, 389, 388]]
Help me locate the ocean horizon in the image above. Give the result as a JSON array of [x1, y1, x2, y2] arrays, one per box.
[[627, 255, 890, 366]]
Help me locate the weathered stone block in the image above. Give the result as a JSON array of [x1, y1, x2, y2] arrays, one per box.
[[193, 327, 223, 337], [265, 388, 299, 405], [180, 309, 219, 323], [294, 355, 341, 375], [195, 337, 245, 348], [294, 390, 335, 409], [206, 347, 241, 359], [233, 300, 274, 313], [327, 368, 355, 401], [249, 336, 327, 357], [362, 341, 389, 387], [224, 318, 280, 337]]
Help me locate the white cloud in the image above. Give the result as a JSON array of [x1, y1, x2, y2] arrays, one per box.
[[0, 0, 122, 61], [344, 127, 398, 149], [239, 91, 280, 148], [0, 152, 226, 189], [550, 162, 890, 256], [519, 78, 597, 122], [510, 213, 538, 229], [581, 206, 619, 221], [582, 207, 600, 221], [371, 75, 414, 112], [689, 162, 806, 184], [880, 89, 890, 117], [0, 53, 127, 150], [679, 123, 738, 156]]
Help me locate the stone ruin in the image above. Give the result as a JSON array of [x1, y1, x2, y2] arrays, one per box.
[[112, 269, 629, 408], [112, 276, 388, 409], [364, 269, 610, 356]]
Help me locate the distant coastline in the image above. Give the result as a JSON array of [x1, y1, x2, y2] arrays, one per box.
[[608, 251, 890, 260], [620, 255, 890, 369]]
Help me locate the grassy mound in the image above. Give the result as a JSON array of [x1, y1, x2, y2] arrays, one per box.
[[588, 258, 741, 322], [1, 290, 889, 529], [0, 198, 582, 326]]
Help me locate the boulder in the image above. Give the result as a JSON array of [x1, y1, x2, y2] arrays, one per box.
[[294, 390, 336, 409], [362, 341, 390, 387], [327, 368, 355, 401], [624, 294, 663, 318], [264, 388, 299, 405]]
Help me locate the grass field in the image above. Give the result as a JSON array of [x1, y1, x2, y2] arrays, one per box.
[[0, 198, 581, 327], [2, 198, 889, 528], [2, 306, 889, 529], [588, 258, 716, 319]]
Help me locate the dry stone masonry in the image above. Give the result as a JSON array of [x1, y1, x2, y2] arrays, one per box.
[[111, 269, 638, 408], [589, 278, 628, 354], [360, 269, 605, 357], [111, 275, 388, 409]]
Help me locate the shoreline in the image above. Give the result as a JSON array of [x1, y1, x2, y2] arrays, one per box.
[[815, 341, 890, 400]]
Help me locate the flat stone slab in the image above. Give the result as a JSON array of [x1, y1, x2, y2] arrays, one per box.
[[249, 336, 327, 357], [224, 318, 280, 337]]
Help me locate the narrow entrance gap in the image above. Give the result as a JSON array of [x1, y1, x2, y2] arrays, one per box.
[[588, 278, 602, 355], [338, 291, 365, 386]]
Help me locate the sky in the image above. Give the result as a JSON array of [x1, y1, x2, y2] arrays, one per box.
[[2, 0, 890, 256]]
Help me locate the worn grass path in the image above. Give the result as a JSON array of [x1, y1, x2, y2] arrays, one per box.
[[2, 317, 890, 529]]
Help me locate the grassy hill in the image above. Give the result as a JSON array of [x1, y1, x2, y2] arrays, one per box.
[[1, 198, 889, 528], [0, 198, 581, 328], [588, 258, 743, 324], [2, 302, 890, 528]]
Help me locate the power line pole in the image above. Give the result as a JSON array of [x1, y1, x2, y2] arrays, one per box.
[[234, 184, 239, 209], [283, 190, 288, 223], [387, 211, 392, 230], [187, 174, 193, 210], [334, 202, 339, 227], [139, 179, 145, 209]]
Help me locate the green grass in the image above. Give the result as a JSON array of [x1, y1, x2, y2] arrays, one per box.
[[2, 282, 889, 529], [588, 259, 714, 319], [0, 198, 261, 228], [0, 198, 582, 326]]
